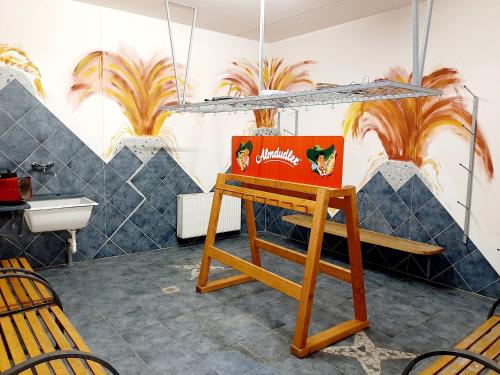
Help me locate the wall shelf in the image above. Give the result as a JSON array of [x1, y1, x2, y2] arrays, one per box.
[[161, 80, 441, 114]]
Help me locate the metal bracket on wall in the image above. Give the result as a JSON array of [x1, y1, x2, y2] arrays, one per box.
[[164, 0, 197, 105], [457, 86, 479, 244]]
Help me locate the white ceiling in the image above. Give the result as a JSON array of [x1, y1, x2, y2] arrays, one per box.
[[75, 0, 415, 42]]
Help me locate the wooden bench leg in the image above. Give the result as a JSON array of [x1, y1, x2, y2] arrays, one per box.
[[244, 199, 261, 267], [344, 190, 367, 322], [291, 188, 330, 356], [196, 182, 224, 293]]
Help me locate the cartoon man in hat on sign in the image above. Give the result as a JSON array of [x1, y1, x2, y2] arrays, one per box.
[[306, 144, 336, 176], [235, 141, 253, 172]]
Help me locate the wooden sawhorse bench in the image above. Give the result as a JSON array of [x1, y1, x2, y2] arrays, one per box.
[[402, 299, 499, 374], [197, 173, 368, 358], [283, 214, 444, 277]]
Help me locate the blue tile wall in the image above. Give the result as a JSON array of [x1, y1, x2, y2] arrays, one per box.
[[264, 171, 499, 298], [0, 79, 221, 267]]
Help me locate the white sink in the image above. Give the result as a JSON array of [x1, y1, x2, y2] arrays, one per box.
[[24, 197, 98, 265], [24, 197, 97, 232]]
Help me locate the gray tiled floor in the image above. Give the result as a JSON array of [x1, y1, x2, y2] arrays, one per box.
[[38, 233, 495, 375]]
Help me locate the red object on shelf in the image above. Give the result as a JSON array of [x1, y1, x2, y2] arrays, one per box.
[[0, 170, 32, 202]]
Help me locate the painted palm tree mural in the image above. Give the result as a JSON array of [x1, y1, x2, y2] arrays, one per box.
[[70, 46, 188, 151], [217, 58, 315, 128], [343, 67, 494, 179], [0, 44, 45, 98]]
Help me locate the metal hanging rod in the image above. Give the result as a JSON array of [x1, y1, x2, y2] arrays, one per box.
[[164, 0, 197, 105], [258, 0, 265, 94], [412, 0, 434, 85]]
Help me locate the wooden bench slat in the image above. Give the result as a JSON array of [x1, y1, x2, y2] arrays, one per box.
[[421, 316, 500, 374], [18, 258, 33, 271], [0, 324, 11, 372], [440, 323, 499, 374], [10, 259, 46, 306], [0, 258, 54, 311], [12, 313, 52, 375], [0, 316, 32, 375], [283, 214, 444, 255], [0, 279, 19, 311], [38, 308, 89, 375], [460, 339, 500, 374], [50, 306, 106, 375], [25, 310, 70, 375], [9, 258, 52, 302], [9, 275, 32, 307]]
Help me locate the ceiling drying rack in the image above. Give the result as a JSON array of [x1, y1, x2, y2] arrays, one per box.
[[162, 80, 441, 114], [162, 0, 441, 114]]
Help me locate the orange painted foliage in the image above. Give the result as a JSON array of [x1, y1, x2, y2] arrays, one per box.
[[70, 47, 188, 136], [217, 58, 315, 128], [343, 68, 494, 179], [0, 44, 45, 98]]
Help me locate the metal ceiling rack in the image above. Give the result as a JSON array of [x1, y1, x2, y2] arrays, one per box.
[[162, 0, 440, 115], [162, 81, 441, 113]]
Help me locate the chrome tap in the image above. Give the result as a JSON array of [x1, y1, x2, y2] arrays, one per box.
[[31, 162, 55, 173]]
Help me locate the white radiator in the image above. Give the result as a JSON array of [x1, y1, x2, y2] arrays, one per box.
[[177, 193, 241, 239]]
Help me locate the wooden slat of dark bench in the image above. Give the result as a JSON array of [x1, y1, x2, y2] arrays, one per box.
[[0, 307, 106, 375], [442, 323, 499, 374], [420, 316, 500, 374], [0, 258, 54, 314], [13, 313, 51, 375], [3, 258, 53, 302], [0, 315, 32, 375], [25, 310, 70, 375], [38, 308, 91, 374], [282, 214, 444, 255], [50, 306, 106, 375]]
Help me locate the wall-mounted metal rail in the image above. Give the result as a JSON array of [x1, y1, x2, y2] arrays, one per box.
[[458, 86, 479, 244], [161, 80, 441, 114]]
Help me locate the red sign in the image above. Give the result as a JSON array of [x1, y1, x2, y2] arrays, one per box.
[[232, 136, 344, 188]]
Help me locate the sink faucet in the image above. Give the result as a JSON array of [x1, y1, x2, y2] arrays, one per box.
[[31, 162, 55, 173]]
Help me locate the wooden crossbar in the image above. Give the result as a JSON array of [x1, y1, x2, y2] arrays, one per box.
[[206, 246, 302, 300], [254, 237, 352, 283], [196, 174, 368, 358]]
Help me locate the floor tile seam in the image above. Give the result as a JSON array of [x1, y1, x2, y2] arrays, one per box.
[[382, 300, 474, 344], [232, 341, 274, 365]]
